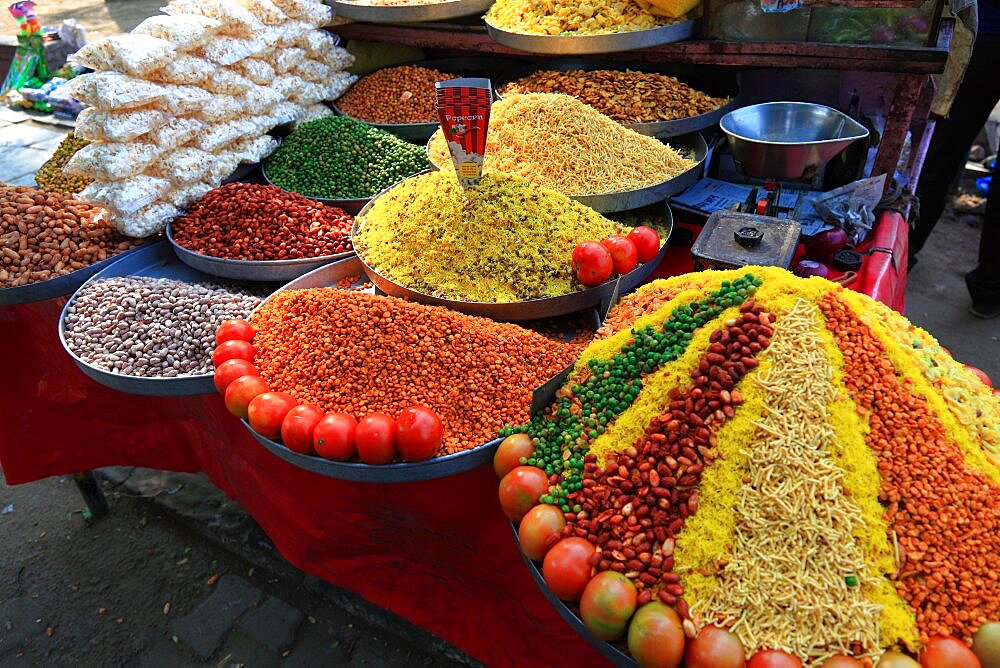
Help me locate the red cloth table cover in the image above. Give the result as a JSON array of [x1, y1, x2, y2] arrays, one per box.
[[0, 211, 907, 665]]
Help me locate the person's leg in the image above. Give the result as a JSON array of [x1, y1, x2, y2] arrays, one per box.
[[967, 157, 1000, 316], [913, 35, 1000, 259]]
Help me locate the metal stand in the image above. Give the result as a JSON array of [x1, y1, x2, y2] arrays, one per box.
[[73, 470, 109, 519]]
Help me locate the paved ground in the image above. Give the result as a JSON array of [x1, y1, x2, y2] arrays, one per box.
[[1, 0, 160, 40], [0, 469, 475, 666]]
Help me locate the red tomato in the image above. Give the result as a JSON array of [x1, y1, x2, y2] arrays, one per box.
[[627, 226, 660, 263], [518, 504, 566, 561], [215, 318, 255, 345], [920, 636, 982, 668], [394, 405, 442, 461], [685, 625, 746, 668], [494, 433, 535, 479], [213, 358, 258, 394], [224, 375, 270, 420], [601, 235, 639, 275], [572, 241, 613, 287], [749, 649, 803, 668], [821, 657, 863, 668], [313, 413, 358, 461], [964, 365, 993, 389], [280, 404, 324, 454], [580, 571, 637, 641], [627, 602, 685, 668], [498, 466, 549, 521], [878, 651, 920, 667], [355, 413, 396, 464], [541, 537, 595, 601], [212, 339, 256, 367], [248, 392, 298, 440]]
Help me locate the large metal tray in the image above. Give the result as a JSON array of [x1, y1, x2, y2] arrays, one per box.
[[0, 244, 148, 307], [485, 18, 696, 55], [244, 255, 601, 483], [496, 59, 738, 139], [58, 241, 270, 396], [331, 57, 520, 143], [428, 132, 707, 213], [351, 178, 674, 320], [330, 0, 495, 24], [165, 220, 355, 282]]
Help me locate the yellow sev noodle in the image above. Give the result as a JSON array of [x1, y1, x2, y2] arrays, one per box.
[[353, 171, 624, 303], [700, 298, 882, 662], [486, 0, 680, 35], [428, 93, 694, 197]]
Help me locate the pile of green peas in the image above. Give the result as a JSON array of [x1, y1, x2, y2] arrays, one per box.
[[499, 274, 763, 509], [264, 116, 429, 200]]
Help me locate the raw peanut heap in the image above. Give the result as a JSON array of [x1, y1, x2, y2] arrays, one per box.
[[0, 185, 141, 288], [820, 294, 1000, 643], [337, 65, 458, 124], [563, 303, 774, 611], [501, 69, 729, 124], [251, 289, 587, 456], [171, 183, 353, 261]]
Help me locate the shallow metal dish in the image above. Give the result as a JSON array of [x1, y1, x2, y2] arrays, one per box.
[[244, 255, 600, 483], [331, 57, 519, 143], [165, 220, 354, 282], [496, 59, 738, 138], [720, 101, 870, 180], [58, 241, 268, 397], [331, 0, 495, 24], [261, 163, 371, 215], [0, 243, 148, 307], [485, 18, 696, 55], [351, 177, 674, 320], [428, 132, 707, 213]]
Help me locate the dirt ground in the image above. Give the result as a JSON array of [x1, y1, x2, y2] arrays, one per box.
[[1, 0, 161, 40]]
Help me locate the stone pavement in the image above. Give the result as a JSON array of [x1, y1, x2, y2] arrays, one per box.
[[0, 106, 73, 187]]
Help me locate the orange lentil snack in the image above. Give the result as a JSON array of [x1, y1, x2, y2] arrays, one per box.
[[250, 288, 586, 456]]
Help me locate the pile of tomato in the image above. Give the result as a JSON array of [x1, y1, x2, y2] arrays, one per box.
[[571, 226, 660, 287], [492, 435, 994, 668], [212, 319, 444, 464]]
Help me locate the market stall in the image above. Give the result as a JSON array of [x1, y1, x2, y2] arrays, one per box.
[[3, 0, 997, 665]]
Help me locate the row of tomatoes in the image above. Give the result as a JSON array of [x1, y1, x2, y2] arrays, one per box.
[[491, 434, 992, 668], [571, 226, 660, 286], [211, 319, 444, 463]]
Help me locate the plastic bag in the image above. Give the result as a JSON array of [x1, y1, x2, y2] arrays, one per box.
[[326, 71, 356, 101], [192, 119, 259, 152], [75, 107, 168, 142], [295, 29, 338, 56], [230, 135, 279, 163], [149, 146, 217, 183], [233, 57, 275, 85], [320, 45, 355, 71], [162, 0, 265, 36], [244, 83, 284, 109], [273, 0, 333, 26], [63, 142, 159, 180], [294, 102, 332, 127], [289, 80, 327, 106], [203, 68, 255, 94], [73, 34, 177, 76], [150, 55, 215, 85], [208, 151, 242, 182], [269, 73, 307, 97], [159, 84, 214, 115], [115, 201, 181, 237], [242, 0, 288, 25], [131, 14, 222, 50], [147, 116, 206, 150], [63, 72, 166, 111], [201, 35, 268, 65], [198, 95, 249, 122], [80, 175, 172, 216], [293, 58, 329, 83], [165, 181, 214, 208], [271, 47, 305, 74]]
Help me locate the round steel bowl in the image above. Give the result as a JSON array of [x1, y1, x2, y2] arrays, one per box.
[[485, 18, 696, 55], [331, 0, 495, 24]]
